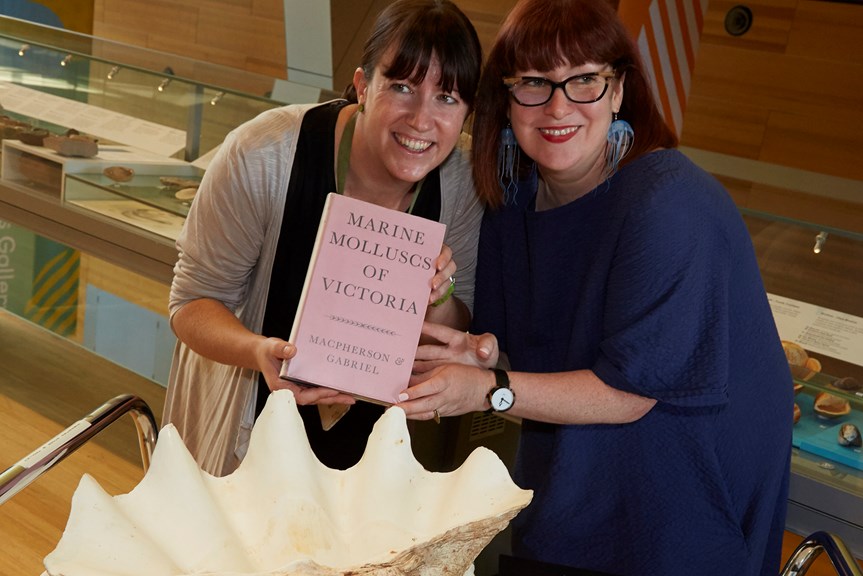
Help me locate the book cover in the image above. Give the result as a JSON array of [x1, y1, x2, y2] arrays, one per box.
[[280, 192, 446, 404]]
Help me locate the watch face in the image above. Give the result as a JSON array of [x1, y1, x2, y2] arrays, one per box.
[[491, 387, 514, 412]]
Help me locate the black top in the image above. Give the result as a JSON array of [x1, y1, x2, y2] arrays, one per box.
[[257, 101, 441, 469]]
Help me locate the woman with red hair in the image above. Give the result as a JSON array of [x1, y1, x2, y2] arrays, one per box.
[[400, 1, 793, 573]]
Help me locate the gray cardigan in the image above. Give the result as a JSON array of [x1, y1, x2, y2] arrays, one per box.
[[163, 102, 483, 476]]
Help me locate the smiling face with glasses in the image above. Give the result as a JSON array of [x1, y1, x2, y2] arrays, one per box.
[[503, 70, 617, 107], [501, 64, 624, 203]]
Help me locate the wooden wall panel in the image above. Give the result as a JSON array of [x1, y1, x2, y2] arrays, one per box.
[[93, 1, 515, 96], [331, 0, 387, 93], [789, 1, 863, 64], [680, 0, 863, 197], [89, 0, 863, 211], [679, 95, 768, 159], [762, 109, 863, 182], [251, 0, 283, 20], [455, 0, 518, 59], [93, 0, 287, 82], [700, 0, 795, 53], [99, 0, 199, 44], [35, 0, 95, 34]]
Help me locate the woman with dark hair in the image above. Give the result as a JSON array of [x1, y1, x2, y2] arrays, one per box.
[[165, 0, 483, 476], [399, 0, 793, 573]]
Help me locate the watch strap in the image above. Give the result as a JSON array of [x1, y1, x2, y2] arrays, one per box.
[[485, 368, 511, 414]]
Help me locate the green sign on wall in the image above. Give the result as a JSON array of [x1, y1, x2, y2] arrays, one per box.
[[0, 219, 78, 336]]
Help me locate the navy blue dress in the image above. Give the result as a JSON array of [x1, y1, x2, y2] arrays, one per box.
[[472, 150, 793, 575]]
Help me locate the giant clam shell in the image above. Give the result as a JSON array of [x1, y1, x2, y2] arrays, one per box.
[[44, 390, 532, 575]]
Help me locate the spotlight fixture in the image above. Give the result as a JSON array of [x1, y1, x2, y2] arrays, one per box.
[[813, 231, 828, 254], [18, 44, 29, 56], [724, 5, 753, 37], [107, 65, 120, 80], [210, 91, 225, 106], [60, 54, 72, 67], [157, 66, 175, 92]]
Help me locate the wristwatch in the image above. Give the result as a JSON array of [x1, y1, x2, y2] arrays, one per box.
[[486, 368, 515, 413]]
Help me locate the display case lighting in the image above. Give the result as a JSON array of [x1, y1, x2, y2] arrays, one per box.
[[18, 44, 29, 56], [814, 231, 828, 254], [107, 65, 120, 80], [60, 54, 72, 67], [210, 91, 225, 105], [157, 66, 174, 92]]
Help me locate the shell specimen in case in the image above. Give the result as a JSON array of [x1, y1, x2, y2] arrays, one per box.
[[174, 187, 197, 201], [813, 392, 851, 419], [43, 134, 99, 158], [159, 176, 201, 190], [102, 165, 135, 183], [17, 128, 50, 146], [833, 377, 863, 392], [781, 341, 821, 382], [44, 390, 532, 576], [838, 423, 862, 448]]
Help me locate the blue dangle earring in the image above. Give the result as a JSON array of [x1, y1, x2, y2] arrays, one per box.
[[605, 113, 634, 179], [498, 123, 519, 204]]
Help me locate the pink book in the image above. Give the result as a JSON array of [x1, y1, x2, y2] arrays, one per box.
[[279, 192, 445, 404]]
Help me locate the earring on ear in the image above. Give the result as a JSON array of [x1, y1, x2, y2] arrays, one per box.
[[357, 103, 365, 113], [605, 112, 634, 179], [498, 123, 519, 204]]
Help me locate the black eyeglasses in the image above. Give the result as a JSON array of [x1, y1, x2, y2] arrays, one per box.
[[503, 71, 616, 107]]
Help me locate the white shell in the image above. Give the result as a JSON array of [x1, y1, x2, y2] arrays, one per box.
[[44, 390, 532, 575], [174, 187, 197, 201]]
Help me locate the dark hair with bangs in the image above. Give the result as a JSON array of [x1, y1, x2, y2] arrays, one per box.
[[471, 0, 678, 207], [343, 0, 482, 111]]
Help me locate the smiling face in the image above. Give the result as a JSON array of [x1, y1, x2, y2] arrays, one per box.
[[508, 61, 624, 194], [352, 49, 470, 189]]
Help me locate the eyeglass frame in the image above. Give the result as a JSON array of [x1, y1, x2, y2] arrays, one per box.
[[503, 70, 617, 107]]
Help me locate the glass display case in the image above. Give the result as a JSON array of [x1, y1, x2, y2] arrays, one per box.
[[741, 208, 863, 556], [0, 16, 335, 390], [0, 15, 284, 159], [0, 15, 335, 281]]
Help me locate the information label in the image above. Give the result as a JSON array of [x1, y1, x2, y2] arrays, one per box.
[[0, 82, 186, 157], [768, 293, 863, 367]]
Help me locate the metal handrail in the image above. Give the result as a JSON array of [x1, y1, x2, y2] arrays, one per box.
[[780, 531, 863, 576], [0, 394, 158, 505]]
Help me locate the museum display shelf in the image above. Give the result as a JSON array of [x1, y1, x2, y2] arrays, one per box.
[[741, 208, 863, 556], [0, 15, 286, 159], [0, 14, 325, 282], [63, 172, 195, 241]]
